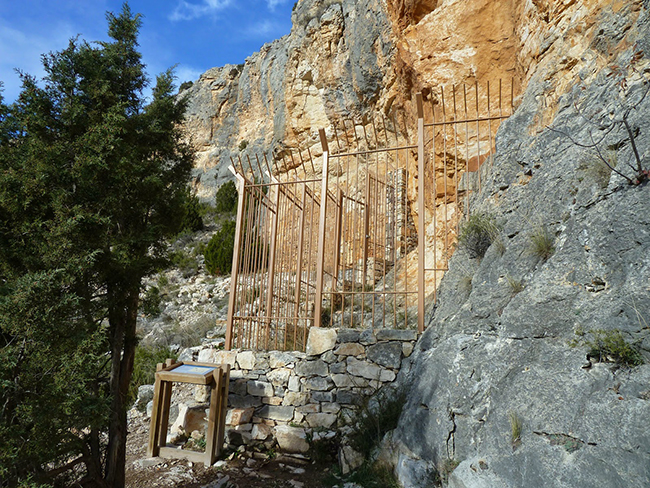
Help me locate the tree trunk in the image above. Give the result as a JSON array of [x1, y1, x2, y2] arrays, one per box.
[[104, 284, 139, 488]]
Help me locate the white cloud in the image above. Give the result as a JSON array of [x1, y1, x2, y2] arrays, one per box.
[[0, 19, 77, 102], [265, 0, 291, 11], [169, 0, 233, 21], [243, 19, 283, 38], [174, 65, 205, 84]]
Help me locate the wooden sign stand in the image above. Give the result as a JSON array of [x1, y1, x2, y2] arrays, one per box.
[[147, 359, 230, 466]]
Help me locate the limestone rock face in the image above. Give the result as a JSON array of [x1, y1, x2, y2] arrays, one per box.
[[181, 0, 393, 199], [392, 3, 650, 487]]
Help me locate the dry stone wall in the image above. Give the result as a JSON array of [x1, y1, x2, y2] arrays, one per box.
[[175, 327, 417, 456]]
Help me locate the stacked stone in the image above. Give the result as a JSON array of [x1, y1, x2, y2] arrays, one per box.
[[178, 327, 417, 454]]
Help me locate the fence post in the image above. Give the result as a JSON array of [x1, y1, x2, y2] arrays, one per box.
[[416, 93, 425, 333], [314, 129, 330, 328], [264, 174, 281, 348], [225, 166, 246, 350]]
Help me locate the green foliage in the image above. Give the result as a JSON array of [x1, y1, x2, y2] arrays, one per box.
[[204, 220, 236, 275], [169, 247, 200, 277], [457, 213, 501, 259], [346, 462, 401, 488], [0, 5, 193, 485], [180, 189, 205, 233], [582, 329, 644, 367], [347, 387, 406, 459], [528, 225, 555, 260], [178, 80, 193, 92], [509, 411, 523, 448], [129, 345, 177, 407], [505, 274, 525, 295], [238, 139, 249, 151], [215, 180, 238, 214], [141, 286, 162, 317]]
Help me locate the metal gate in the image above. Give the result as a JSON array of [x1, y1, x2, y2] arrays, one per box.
[[225, 81, 513, 351]]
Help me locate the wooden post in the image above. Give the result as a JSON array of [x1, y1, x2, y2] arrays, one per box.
[[416, 93, 426, 333], [314, 129, 330, 328], [225, 167, 246, 350]]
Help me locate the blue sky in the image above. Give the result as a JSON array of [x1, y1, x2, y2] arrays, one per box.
[[0, 0, 295, 102]]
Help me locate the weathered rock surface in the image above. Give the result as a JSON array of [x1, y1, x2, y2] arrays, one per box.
[[391, 3, 650, 487]]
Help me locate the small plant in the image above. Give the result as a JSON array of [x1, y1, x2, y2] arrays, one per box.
[[347, 387, 407, 459], [583, 329, 644, 367], [505, 274, 525, 295], [346, 462, 401, 488], [129, 345, 178, 407], [178, 80, 193, 92], [457, 213, 501, 259], [509, 411, 523, 448], [438, 458, 461, 484], [238, 139, 249, 152], [179, 189, 205, 233], [215, 180, 238, 215], [528, 224, 555, 260], [141, 286, 162, 317], [169, 249, 199, 277], [204, 220, 236, 275]]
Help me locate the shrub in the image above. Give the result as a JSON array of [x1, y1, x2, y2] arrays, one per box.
[[528, 224, 555, 260], [128, 345, 178, 406], [505, 274, 525, 295], [238, 140, 249, 152], [457, 213, 500, 259], [178, 80, 193, 92], [204, 220, 236, 275], [584, 329, 643, 367], [509, 411, 523, 448], [348, 387, 407, 458], [180, 189, 204, 233], [169, 249, 199, 277], [141, 286, 162, 317], [215, 180, 238, 214]]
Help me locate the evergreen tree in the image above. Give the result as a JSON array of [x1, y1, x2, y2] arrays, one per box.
[[0, 5, 194, 487]]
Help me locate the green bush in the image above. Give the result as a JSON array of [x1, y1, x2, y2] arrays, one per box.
[[215, 180, 238, 214], [178, 80, 193, 92], [238, 140, 249, 152], [129, 345, 178, 407], [457, 213, 501, 259], [204, 220, 236, 275], [528, 224, 555, 261], [180, 190, 204, 233], [584, 329, 643, 367], [141, 286, 162, 317], [348, 387, 407, 458]]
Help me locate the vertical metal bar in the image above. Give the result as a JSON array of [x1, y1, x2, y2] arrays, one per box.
[[416, 93, 425, 333], [225, 169, 246, 350], [293, 185, 307, 349], [265, 174, 281, 347], [314, 129, 330, 328]]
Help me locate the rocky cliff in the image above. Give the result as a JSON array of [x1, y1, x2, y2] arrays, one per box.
[[180, 0, 650, 486], [389, 2, 650, 487]]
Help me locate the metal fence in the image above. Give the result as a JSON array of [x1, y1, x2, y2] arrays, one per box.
[[225, 81, 513, 351]]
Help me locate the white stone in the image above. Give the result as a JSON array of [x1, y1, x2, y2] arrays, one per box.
[[237, 350, 256, 369], [275, 425, 310, 453], [339, 445, 364, 475], [248, 380, 274, 397], [267, 368, 292, 386], [305, 412, 337, 428], [288, 375, 301, 392], [306, 328, 338, 356], [251, 423, 273, 441]]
